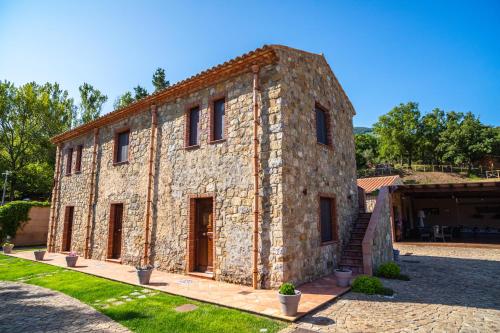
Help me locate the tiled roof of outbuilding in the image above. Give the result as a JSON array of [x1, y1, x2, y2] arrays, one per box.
[[357, 175, 402, 193]]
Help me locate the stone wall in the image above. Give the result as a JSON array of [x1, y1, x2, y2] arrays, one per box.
[[362, 187, 394, 275], [50, 63, 284, 286], [49, 46, 358, 288], [277, 47, 359, 285]]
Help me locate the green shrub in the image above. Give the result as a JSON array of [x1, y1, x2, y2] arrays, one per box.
[[0, 201, 50, 241], [377, 262, 401, 279], [279, 282, 296, 295], [351, 275, 383, 295]]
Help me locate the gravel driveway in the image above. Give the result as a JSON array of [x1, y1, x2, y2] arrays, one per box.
[[0, 281, 130, 333], [282, 244, 500, 333]]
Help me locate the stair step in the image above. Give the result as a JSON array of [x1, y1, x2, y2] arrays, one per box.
[[359, 213, 372, 218], [340, 258, 363, 265], [349, 239, 362, 245], [352, 227, 367, 234], [343, 250, 362, 257], [346, 245, 362, 251]]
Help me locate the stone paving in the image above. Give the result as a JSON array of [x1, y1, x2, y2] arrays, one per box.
[[0, 281, 130, 333], [282, 244, 500, 333], [8, 251, 349, 321]]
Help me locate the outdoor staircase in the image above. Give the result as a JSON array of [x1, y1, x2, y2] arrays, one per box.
[[339, 212, 371, 274]]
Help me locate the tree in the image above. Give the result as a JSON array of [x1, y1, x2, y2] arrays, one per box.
[[439, 112, 495, 171], [152, 67, 170, 92], [0, 81, 74, 200], [420, 108, 446, 164], [133, 85, 148, 100], [355, 133, 379, 169], [113, 91, 134, 110], [373, 102, 421, 166], [77, 83, 108, 125]]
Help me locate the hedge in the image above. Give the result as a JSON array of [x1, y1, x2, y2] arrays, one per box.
[[0, 201, 50, 241]]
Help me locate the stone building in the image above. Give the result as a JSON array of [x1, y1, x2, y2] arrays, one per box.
[[48, 45, 360, 289]]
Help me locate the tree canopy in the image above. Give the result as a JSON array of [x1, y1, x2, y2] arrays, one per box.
[[77, 83, 108, 125], [152, 67, 170, 92], [357, 102, 498, 173]]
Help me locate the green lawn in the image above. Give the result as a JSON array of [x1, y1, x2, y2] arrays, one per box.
[[0, 254, 286, 333]]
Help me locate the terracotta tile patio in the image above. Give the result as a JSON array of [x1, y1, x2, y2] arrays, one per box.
[[8, 251, 350, 321]]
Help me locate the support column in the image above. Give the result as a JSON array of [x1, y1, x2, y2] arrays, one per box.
[[48, 144, 62, 252], [84, 128, 99, 258], [144, 104, 158, 266], [251, 65, 260, 289]]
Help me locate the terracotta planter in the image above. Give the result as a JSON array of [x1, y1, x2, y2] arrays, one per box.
[[334, 268, 353, 287], [65, 256, 78, 267], [278, 290, 301, 316], [34, 250, 46, 261], [136, 268, 153, 285], [2, 245, 13, 254]]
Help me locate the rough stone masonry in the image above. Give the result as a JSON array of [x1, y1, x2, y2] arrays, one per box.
[[48, 45, 359, 288]]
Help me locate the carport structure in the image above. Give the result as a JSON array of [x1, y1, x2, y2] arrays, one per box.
[[390, 181, 500, 245]]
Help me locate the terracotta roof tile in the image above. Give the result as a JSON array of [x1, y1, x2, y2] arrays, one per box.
[[357, 175, 402, 193]]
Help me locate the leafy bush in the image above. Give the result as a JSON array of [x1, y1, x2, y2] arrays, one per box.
[[377, 262, 401, 279], [351, 275, 383, 295], [279, 282, 296, 295], [0, 201, 50, 241]]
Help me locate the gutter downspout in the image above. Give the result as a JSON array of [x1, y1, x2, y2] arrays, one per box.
[[84, 128, 99, 258], [251, 65, 260, 289], [144, 104, 158, 266], [48, 144, 62, 252]]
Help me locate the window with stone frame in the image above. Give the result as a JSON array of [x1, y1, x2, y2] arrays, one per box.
[[75, 145, 83, 173], [114, 130, 130, 164], [319, 196, 338, 244], [210, 98, 225, 142], [315, 104, 331, 146], [186, 106, 200, 147], [65, 147, 73, 175]]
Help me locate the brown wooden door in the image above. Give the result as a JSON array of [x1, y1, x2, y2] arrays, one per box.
[[195, 198, 213, 272], [109, 204, 123, 259], [62, 206, 74, 252]]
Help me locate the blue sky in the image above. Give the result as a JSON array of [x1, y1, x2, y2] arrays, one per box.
[[1, 0, 499, 126]]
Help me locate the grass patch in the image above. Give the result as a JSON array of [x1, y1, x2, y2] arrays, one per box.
[[0, 254, 286, 333]]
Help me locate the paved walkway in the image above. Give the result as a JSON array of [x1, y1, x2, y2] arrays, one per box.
[[8, 251, 349, 321], [0, 281, 130, 333], [282, 244, 500, 332]]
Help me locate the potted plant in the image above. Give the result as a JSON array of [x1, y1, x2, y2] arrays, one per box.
[[278, 282, 301, 316], [65, 251, 78, 267], [34, 249, 46, 261], [135, 264, 154, 285], [334, 268, 353, 287], [2, 242, 14, 254]]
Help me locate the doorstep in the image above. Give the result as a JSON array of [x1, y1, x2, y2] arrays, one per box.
[[6, 251, 350, 321]]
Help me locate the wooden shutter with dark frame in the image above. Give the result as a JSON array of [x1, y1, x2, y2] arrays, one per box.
[[66, 148, 73, 175], [75, 145, 83, 173]]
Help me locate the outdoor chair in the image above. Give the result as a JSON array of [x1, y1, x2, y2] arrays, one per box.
[[418, 227, 431, 241], [442, 226, 453, 240], [433, 225, 446, 242]]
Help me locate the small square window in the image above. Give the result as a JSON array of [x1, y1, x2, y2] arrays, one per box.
[[75, 145, 83, 173], [212, 98, 225, 141], [320, 197, 337, 243], [187, 106, 200, 147], [316, 105, 330, 145], [114, 130, 129, 164], [66, 148, 73, 175]]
